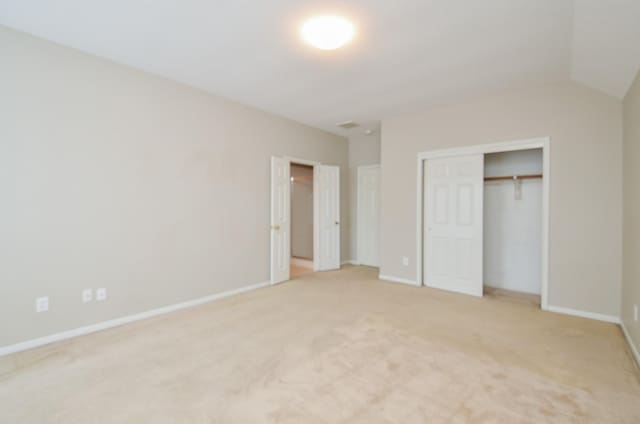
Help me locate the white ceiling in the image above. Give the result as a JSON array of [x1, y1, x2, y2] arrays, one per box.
[[571, 0, 640, 99], [1, 0, 639, 136]]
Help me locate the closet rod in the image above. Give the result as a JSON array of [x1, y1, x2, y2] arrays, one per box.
[[484, 174, 543, 182]]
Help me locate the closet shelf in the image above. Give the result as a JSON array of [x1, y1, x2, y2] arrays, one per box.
[[484, 174, 542, 182]]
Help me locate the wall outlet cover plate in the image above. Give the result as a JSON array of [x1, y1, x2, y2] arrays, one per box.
[[35, 296, 49, 312], [82, 289, 93, 303], [96, 288, 107, 301]]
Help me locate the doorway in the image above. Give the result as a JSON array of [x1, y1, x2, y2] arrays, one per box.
[[290, 163, 314, 278], [270, 156, 341, 285], [416, 138, 550, 309]]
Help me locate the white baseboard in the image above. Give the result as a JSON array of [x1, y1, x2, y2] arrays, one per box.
[[341, 259, 358, 266], [378, 274, 420, 287], [0, 281, 270, 357], [545, 305, 620, 324], [621, 321, 640, 368], [291, 257, 313, 269]]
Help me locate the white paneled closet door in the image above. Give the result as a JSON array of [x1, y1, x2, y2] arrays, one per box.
[[315, 165, 340, 271], [424, 155, 483, 297], [357, 165, 380, 267]]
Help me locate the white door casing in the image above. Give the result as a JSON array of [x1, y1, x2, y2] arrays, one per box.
[[357, 165, 380, 267], [270, 156, 290, 284], [424, 154, 484, 297], [315, 165, 340, 271]]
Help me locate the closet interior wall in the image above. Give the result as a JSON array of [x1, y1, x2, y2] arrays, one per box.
[[483, 149, 543, 295]]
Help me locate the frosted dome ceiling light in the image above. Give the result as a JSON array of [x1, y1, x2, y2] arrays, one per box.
[[301, 15, 355, 50]]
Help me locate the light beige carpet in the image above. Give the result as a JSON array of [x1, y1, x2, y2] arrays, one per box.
[[1, 266, 639, 423]]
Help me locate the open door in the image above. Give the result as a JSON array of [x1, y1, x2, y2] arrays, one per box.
[[315, 165, 340, 271], [270, 157, 290, 284], [424, 154, 483, 297]]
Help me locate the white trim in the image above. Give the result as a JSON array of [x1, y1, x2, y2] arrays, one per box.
[[356, 165, 361, 265], [291, 257, 313, 268], [378, 274, 420, 287], [416, 137, 549, 160], [621, 321, 640, 368], [341, 259, 358, 265], [541, 141, 550, 309], [284, 156, 321, 167], [0, 281, 269, 357], [416, 137, 550, 310], [545, 305, 620, 324]]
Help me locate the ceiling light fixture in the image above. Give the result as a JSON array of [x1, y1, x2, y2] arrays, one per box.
[[301, 15, 355, 50]]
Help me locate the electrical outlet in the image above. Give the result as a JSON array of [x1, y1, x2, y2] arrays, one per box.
[[96, 288, 107, 301], [634, 304, 638, 322], [402, 257, 409, 266], [35, 296, 49, 312], [82, 289, 93, 303]]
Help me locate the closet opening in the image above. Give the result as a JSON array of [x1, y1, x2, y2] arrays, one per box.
[[483, 149, 543, 306], [290, 163, 314, 279]]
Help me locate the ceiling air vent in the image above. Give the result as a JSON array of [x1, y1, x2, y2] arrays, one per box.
[[336, 120, 359, 129]]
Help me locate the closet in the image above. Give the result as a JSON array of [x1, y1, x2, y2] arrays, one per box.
[[483, 149, 543, 298], [422, 146, 544, 302]]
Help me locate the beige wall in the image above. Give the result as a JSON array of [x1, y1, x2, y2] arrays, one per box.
[[348, 133, 381, 261], [0, 26, 348, 347], [623, 70, 640, 350], [381, 82, 623, 317]]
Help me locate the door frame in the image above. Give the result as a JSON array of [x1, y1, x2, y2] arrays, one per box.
[[416, 137, 550, 309], [357, 164, 381, 266], [283, 156, 322, 274]]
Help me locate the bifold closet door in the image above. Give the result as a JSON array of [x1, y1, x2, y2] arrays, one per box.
[[424, 154, 483, 297]]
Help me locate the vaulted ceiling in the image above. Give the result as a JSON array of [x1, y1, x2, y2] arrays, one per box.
[[1, 0, 639, 136]]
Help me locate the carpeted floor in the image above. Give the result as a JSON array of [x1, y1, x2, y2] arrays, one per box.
[[1, 266, 639, 423]]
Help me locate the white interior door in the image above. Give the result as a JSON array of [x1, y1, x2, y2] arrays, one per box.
[[424, 154, 483, 297], [357, 165, 380, 267], [315, 165, 340, 271], [270, 157, 290, 284]]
